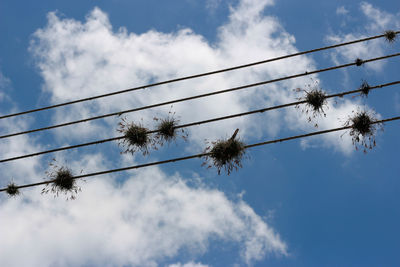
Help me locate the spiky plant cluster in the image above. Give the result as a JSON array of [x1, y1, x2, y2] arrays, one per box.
[[305, 89, 327, 113], [355, 58, 364, 66], [343, 110, 383, 153], [202, 132, 246, 175], [295, 82, 328, 127], [359, 81, 371, 97], [117, 117, 154, 156], [384, 30, 397, 43], [42, 162, 81, 200], [6, 182, 20, 197], [153, 113, 188, 146]]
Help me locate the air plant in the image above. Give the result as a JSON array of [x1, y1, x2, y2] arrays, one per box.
[[295, 80, 328, 127], [6, 182, 20, 197], [117, 117, 154, 156], [384, 30, 397, 43], [359, 80, 371, 97], [355, 58, 364, 66], [343, 109, 383, 153], [202, 129, 246, 175], [42, 160, 81, 200], [153, 110, 188, 146]]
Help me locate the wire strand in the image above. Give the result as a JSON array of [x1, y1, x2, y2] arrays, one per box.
[[2, 116, 398, 192], [1, 80, 398, 163], [2, 53, 399, 139], [1, 31, 398, 120]]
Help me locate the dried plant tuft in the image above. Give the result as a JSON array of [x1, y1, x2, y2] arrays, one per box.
[[6, 182, 20, 197], [202, 129, 246, 175], [295, 80, 328, 127], [117, 117, 154, 156], [384, 30, 397, 43], [359, 81, 371, 97], [343, 109, 383, 153], [42, 160, 81, 200], [153, 111, 188, 146]]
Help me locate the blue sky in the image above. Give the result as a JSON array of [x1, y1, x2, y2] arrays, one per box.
[[0, 0, 399, 266]]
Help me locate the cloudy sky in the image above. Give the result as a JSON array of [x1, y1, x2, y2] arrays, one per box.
[[0, 0, 399, 266]]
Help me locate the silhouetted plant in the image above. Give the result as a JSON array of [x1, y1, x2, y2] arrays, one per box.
[[202, 129, 246, 175], [6, 182, 20, 197], [42, 160, 81, 200], [153, 111, 188, 146], [359, 80, 371, 97], [355, 58, 364, 66], [343, 109, 383, 153], [117, 117, 154, 156], [384, 30, 396, 43], [295, 80, 328, 127]]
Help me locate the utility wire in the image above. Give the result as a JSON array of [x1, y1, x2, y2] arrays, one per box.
[[0, 31, 398, 121], [1, 52, 399, 140], [1, 116, 399, 192], [1, 81, 398, 163]]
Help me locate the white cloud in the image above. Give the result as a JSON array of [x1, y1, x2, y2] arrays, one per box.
[[326, 2, 400, 72], [336, 6, 349, 15], [360, 2, 400, 31], [1, 3, 295, 265], [29, 0, 357, 154], [0, 64, 286, 267], [0, 167, 287, 267], [168, 262, 209, 267], [0, 70, 11, 102], [206, 0, 222, 12]]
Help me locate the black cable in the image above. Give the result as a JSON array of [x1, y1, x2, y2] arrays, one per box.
[[2, 116, 398, 192], [1, 80, 398, 163], [2, 52, 399, 139], [1, 31, 398, 120]]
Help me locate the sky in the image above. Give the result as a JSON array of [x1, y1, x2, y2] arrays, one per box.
[[0, 0, 399, 266]]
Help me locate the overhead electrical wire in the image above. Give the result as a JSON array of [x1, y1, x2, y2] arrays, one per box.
[[1, 115, 399, 192], [0, 31, 398, 121], [1, 80, 399, 163], [1, 53, 399, 140]]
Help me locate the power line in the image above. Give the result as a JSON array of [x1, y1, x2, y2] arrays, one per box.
[[2, 53, 399, 140], [1, 116, 398, 192], [1, 80, 398, 163], [0, 31, 398, 121]]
